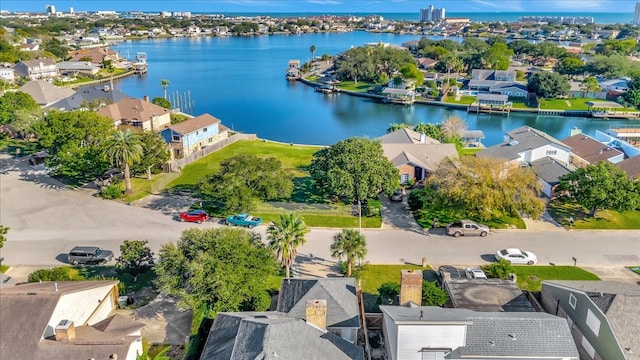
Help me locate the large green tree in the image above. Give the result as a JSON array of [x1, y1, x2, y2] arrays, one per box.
[[330, 228, 367, 277], [116, 240, 154, 282], [200, 154, 293, 212], [102, 130, 143, 193], [554, 57, 585, 77], [0, 91, 39, 125], [32, 110, 114, 181], [131, 130, 171, 179], [425, 156, 545, 221], [557, 161, 640, 217], [527, 72, 570, 98], [155, 228, 279, 315], [309, 137, 399, 203], [267, 213, 309, 278]]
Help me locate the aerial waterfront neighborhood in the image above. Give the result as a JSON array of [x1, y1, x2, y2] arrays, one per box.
[[1, 1, 640, 360]]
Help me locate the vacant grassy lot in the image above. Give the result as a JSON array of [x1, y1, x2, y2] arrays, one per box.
[[548, 201, 640, 229], [511, 266, 600, 292], [337, 81, 374, 92], [168, 140, 320, 188]]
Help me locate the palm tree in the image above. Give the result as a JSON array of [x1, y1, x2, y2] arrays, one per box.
[[267, 213, 309, 278], [102, 130, 143, 194], [102, 59, 115, 90], [309, 45, 316, 62], [331, 229, 367, 277], [160, 79, 170, 99]]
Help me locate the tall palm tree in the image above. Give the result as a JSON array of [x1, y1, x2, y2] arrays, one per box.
[[309, 45, 316, 62], [160, 79, 170, 99], [102, 130, 143, 194], [102, 59, 115, 90], [331, 229, 367, 277], [267, 213, 309, 278]]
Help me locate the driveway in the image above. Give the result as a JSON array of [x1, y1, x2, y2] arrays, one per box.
[[378, 192, 427, 235]]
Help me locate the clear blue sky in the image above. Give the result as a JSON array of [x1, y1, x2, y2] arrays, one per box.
[[0, 0, 635, 13]]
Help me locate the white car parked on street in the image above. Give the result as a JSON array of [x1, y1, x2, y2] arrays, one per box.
[[495, 248, 538, 265]]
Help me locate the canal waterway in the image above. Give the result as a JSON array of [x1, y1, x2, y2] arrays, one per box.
[[113, 32, 636, 146]]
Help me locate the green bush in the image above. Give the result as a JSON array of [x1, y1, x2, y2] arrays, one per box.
[[483, 259, 513, 279], [422, 280, 448, 306], [101, 184, 123, 199], [28, 266, 83, 282], [377, 281, 400, 305]]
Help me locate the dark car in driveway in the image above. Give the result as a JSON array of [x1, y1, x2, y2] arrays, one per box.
[[178, 210, 210, 223]]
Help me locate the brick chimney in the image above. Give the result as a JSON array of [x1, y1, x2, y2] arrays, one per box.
[[305, 299, 327, 330], [143, 95, 149, 102], [400, 270, 423, 306], [54, 320, 76, 341]]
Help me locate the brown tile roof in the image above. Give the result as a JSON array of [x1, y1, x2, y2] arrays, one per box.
[[168, 113, 222, 135], [382, 143, 458, 172], [561, 134, 623, 164], [98, 97, 170, 122], [69, 47, 118, 63], [377, 128, 440, 145], [616, 156, 640, 179], [0, 281, 143, 360]]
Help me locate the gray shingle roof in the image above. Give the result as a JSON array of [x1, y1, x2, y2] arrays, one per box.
[[48, 85, 130, 110], [477, 126, 570, 162], [381, 143, 458, 172], [276, 278, 360, 328], [201, 312, 364, 360], [18, 80, 75, 106], [530, 156, 573, 185], [380, 306, 578, 358], [377, 128, 440, 145]]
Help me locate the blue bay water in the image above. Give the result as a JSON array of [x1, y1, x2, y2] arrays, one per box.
[[113, 32, 635, 146]]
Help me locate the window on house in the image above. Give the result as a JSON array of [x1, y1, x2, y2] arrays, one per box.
[[208, 137, 212, 143], [196, 131, 199, 135], [546, 150, 557, 155], [400, 174, 409, 184], [203, 127, 208, 132], [569, 293, 577, 309], [586, 309, 601, 336], [172, 135, 180, 142]]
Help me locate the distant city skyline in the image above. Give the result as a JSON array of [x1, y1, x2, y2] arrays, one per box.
[[0, 0, 636, 14]]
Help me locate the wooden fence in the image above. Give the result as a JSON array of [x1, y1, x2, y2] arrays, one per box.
[[165, 133, 257, 172]]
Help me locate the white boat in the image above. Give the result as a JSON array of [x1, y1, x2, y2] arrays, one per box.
[[135, 52, 147, 63]]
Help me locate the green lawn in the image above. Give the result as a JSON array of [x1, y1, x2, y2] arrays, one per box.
[[511, 266, 600, 292], [358, 264, 434, 294], [444, 95, 476, 105], [460, 148, 483, 156], [168, 140, 320, 188], [547, 201, 640, 229], [336, 81, 374, 92], [0, 265, 9, 273], [539, 97, 637, 112]]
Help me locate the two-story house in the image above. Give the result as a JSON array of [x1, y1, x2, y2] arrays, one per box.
[[541, 281, 640, 360], [477, 126, 574, 197], [0, 281, 144, 360], [14, 59, 59, 80], [160, 113, 228, 159], [48, 84, 130, 111], [200, 278, 364, 360], [98, 97, 171, 131], [468, 69, 516, 92], [561, 133, 624, 167]]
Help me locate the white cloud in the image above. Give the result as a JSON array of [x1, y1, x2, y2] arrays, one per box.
[[306, 0, 343, 5]]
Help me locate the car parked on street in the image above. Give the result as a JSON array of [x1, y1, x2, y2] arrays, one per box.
[[446, 220, 489, 237], [178, 209, 210, 224], [225, 213, 262, 228], [465, 267, 488, 279], [68, 246, 114, 265], [495, 248, 538, 265]]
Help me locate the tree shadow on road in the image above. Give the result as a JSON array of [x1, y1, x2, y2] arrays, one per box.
[[135, 193, 197, 216]]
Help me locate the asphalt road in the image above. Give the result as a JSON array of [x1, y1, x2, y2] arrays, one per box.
[[2, 154, 640, 269]]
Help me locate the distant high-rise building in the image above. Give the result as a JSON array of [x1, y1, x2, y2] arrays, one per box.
[[69, 7, 74, 14], [420, 4, 445, 23], [635, 2, 640, 25], [45, 4, 56, 14]]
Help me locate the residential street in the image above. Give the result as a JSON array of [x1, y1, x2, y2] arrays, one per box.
[[1, 154, 639, 272]]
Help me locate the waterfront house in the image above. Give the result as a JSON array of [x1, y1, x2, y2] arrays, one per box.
[[19, 80, 75, 107], [561, 133, 624, 167], [488, 82, 528, 97], [378, 128, 458, 184], [541, 281, 640, 360], [48, 84, 130, 111], [417, 57, 438, 70], [0, 281, 144, 360], [468, 69, 516, 92], [68, 47, 120, 66], [458, 129, 485, 148], [56, 61, 100, 77], [14, 58, 59, 80], [477, 126, 573, 197], [98, 97, 171, 131], [380, 305, 579, 360], [160, 113, 228, 159], [530, 156, 575, 198]]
